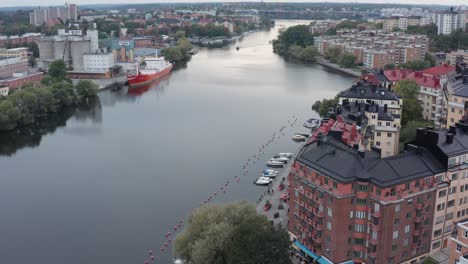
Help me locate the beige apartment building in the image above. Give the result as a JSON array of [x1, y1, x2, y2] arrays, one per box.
[[447, 50, 468, 64], [450, 221, 468, 264], [337, 77, 402, 157], [445, 64, 468, 127]]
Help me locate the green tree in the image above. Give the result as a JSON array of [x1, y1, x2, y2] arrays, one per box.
[[398, 60, 432, 71], [28, 56, 37, 67], [174, 201, 291, 264], [324, 47, 342, 63], [75, 80, 99, 100], [177, 37, 193, 55], [48, 60, 67, 81], [273, 25, 314, 56], [162, 47, 184, 63], [0, 100, 21, 130], [174, 31, 186, 40], [394, 80, 423, 125], [339, 52, 356, 68], [312, 97, 339, 117]]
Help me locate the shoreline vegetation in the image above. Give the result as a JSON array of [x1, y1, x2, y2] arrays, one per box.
[[0, 60, 99, 132]]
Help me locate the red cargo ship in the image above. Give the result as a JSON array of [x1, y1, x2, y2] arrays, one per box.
[[127, 57, 173, 87]]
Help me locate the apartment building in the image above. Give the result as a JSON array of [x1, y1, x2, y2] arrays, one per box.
[[288, 117, 444, 264], [447, 50, 468, 65], [315, 30, 429, 69], [450, 221, 468, 264], [413, 124, 468, 255], [0, 48, 28, 59], [29, 4, 78, 26], [337, 77, 402, 157], [383, 64, 456, 128], [0, 56, 42, 89], [446, 63, 468, 127], [433, 10, 466, 35]]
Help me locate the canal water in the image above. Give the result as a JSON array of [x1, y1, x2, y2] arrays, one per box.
[[0, 20, 353, 264]]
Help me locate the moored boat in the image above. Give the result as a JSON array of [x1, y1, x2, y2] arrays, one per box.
[[127, 57, 173, 87]]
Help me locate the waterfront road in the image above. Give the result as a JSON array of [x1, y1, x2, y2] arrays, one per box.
[[255, 161, 291, 227]]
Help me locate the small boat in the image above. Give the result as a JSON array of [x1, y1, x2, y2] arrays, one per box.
[[263, 169, 279, 174], [304, 119, 321, 129], [262, 170, 279, 178], [277, 152, 293, 158], [254, 176, 273, 185], [266, 160, 284, 167], [292, 134, 308, 141], [271, 156, 289, 164]]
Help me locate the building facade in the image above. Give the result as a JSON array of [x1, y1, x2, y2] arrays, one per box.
[[434, 10, 466, 35], [83, 53, 115, 72], [30, 4, 78, 26], [450, 221, 468, 264]]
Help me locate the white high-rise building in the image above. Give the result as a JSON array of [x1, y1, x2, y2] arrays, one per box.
[[29, 4, 78, 26], [434, 10, 466, 35]]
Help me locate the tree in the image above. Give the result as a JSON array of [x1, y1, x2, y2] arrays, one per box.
[[162, 47, 184, 63], [174, 201, 291, 264], [324, 47, 342, 63], [398, 60, 432, 71], [48, 60, 67, 81], [174, 30, 186, 40], [177, 37, 192, 55], [384, 64, 396, 70], [75, 80, 99, 100], [273, 25, 314, 56], [28, 56, 37, 67], [339, 52, 356, 68], [312, 97, 339, 117], [394, 80, 423, 125]]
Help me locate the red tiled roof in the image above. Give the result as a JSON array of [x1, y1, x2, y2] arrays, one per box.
[[422, 64, 455, 76], [308, 116, 362, 146], [383, 69, 415, 82], [413, 72, 441, 89]]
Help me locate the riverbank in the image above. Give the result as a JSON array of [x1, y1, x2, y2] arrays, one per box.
[[317, 58, 361, 78]]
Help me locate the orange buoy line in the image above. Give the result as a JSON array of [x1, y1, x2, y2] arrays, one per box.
[[144, 115, 299, 263]]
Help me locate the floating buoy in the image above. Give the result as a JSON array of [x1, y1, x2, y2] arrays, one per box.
[[149, 250, 152, 255], [150, 256, 155, 260]]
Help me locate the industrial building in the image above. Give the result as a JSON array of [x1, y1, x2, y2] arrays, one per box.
[[38, 29, 99, 71]]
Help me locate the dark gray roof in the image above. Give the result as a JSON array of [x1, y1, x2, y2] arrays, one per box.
[[436, 126, 468, 157], [296, 136, 444, 188], [340, 102, 397, 122], [339, 82, 399, 101]]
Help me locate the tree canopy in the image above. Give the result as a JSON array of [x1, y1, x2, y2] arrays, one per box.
[[273, 25, 314, 57], [312, 97, 339, 117], [393, 80, 423, 126], [174, 201, 291, 264], [48, 60, 67, 81]]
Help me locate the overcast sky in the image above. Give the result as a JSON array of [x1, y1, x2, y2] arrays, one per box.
[[0, 0, 466, 8]]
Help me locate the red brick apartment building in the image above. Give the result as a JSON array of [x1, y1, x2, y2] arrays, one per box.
[[288, 111, 468, 264]]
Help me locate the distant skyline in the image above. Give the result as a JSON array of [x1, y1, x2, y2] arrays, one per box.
[[0, 0, 467, 8]]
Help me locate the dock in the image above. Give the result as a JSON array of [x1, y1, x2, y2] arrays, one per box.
[[71, 75, 128, 91]]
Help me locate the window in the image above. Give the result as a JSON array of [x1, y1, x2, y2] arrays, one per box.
[[386, 122, 391, 126], [403, 238, 409, 247], [452, 173, 458, 180], [407, 199, 413, 205], [377, 132, 381, 137], [355, 224, 365, 233], [437, 203, 445, 211], [395, 204, 400, 212], [457, 244, 462, 252], [464, 230, 468, 238], [405, 225, 410, 233], [432, 241, 441, 249], [436, 215, 444, 224], [357, 184, 368, 192], [439, 190, 447, 197], [333, 182, 338, 188], [392, 244, 398, 252], [327, 221, 332, 230], [448, 200, 455, 208], [378, 121, 382, 126], [376, 141, 381, 146], [434, 229, 442, 237], [406, 212, 412, 219], [394, 218, 400, 225], [327, 207, 332, 217], [356, 211, 366, 219], [357, 199, 367, 205], [376, 188, 381, 196], [392, 230, 399, 239], [446, 212, 454, 220], [450, 187, 457, 194], [374, 203, 380, 212], [387, 133, 392, 137]]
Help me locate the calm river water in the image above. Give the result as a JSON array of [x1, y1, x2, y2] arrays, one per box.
[[0, 20, 353, 264]]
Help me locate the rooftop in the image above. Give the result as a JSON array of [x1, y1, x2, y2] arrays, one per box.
[[296, 124, 444, 187], [422, 64, 456, 77], [338, 79, 399, 101]]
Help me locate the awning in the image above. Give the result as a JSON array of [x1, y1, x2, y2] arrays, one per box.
[[293, 241, 337, 264], [293, 240, 319, 260]]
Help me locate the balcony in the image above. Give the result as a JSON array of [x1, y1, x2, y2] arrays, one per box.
[[412, 242, 423, 249], [313, 209, 323, 217], [312, 222, 323, 230], [371, 210, 381, 218], [369, 223, 380, 231], [368, 237, 379, 245], [414, 203, 423, 210], [369, 252, 378, 258], [413, 228, 423, 237], [311, 235, 322, 243], [414, 215, 425, 222]]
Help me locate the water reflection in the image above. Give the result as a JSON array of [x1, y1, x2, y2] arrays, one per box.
[[0, 97, 101, 156]]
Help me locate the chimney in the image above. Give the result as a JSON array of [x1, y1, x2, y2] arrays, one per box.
[[358, 149, 365, 158], [446, 133, 454, 144], [384, 104, 388, 113], [449, 125, 457, 135]]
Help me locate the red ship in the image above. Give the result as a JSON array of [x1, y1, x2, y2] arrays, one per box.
[[127, 57, 173, 87]]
